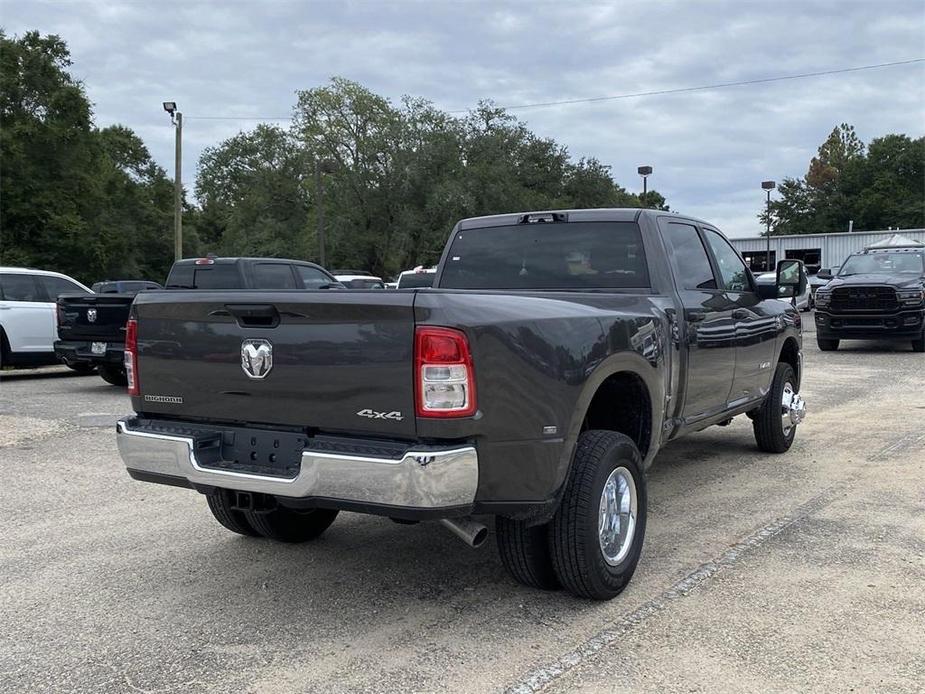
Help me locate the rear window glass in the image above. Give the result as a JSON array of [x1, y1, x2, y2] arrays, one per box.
[[439, 222, 650, 290], [166, 264, 242, 289]]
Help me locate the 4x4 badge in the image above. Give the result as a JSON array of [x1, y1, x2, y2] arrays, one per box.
[[356, 409, 404, 421]]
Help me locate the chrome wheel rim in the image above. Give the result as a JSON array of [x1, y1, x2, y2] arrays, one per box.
[[598, 466, 638, 566], [780, 381, 805, 436]]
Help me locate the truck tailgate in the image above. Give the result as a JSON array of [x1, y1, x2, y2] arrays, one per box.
[[131, 291, 417, 438], [57, 293, 135, 342]]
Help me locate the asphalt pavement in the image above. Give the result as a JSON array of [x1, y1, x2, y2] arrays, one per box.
[[1, 315, 922, 693]]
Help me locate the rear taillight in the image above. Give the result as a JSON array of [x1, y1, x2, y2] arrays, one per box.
[[124, 318, 139, 395], [414, 326, 476, 418]]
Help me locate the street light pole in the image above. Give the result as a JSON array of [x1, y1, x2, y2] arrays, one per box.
[[637, 165, 653, 208], [313, 158, 336, 268], [315, 158, 325, 268], [163, 102, 182, 261], [761, 180, 776, 271], [174, 112, 183, 261]]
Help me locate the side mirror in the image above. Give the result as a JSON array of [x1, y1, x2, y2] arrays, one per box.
[[816, 268, 833, 280], [776, 259, 806, 298]]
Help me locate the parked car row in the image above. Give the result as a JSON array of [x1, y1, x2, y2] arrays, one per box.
[[1, 256, 442, 380]]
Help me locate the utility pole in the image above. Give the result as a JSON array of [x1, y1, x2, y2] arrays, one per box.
[[762, 180, 776, 271], [163, 102, 182, 261]]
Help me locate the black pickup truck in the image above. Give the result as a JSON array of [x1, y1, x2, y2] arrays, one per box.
[[116, 209, 807, 600], [55, 257, 340, 385], [813, 242, 925, 352]]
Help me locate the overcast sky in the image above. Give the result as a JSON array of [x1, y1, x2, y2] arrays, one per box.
[[5, 0, 924, 237]]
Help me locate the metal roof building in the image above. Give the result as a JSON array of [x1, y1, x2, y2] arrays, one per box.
[[729, 228, 925, 272]]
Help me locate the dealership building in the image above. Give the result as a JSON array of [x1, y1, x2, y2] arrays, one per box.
[[729, 228, 925, 273]]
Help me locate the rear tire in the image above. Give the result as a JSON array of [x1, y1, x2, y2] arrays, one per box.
[[206, 490, 260, 537], [496, 517, 559, 591], [816, 338, 839, 351], [99, 363, 128, 386], [549, 430, 647, 600], [753, 362, 800, 453], [245, 506, 338, 543], [913, 335, 924, 353]]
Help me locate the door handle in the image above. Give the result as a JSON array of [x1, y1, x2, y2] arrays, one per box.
[[687, 310, 706, 323], [225, 304, 280, 328], [732, 309, 750, 320]]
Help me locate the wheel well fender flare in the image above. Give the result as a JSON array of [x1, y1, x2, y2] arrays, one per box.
[[555, 352, 664, 489], [778, 336, 801, 389]]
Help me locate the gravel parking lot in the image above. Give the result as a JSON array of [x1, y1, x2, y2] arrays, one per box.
[[1, 316, 923, 693]]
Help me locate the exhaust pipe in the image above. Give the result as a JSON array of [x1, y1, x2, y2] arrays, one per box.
[[440, 517, 488, 548]]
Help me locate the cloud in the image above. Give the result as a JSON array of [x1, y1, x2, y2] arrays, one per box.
[[4, 0, 924, 237]]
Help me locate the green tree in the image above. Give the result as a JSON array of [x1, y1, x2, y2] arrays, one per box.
[[200, 78, 670, 278], [763, 125, 924, 235], [0, 31, 104, 278], [196, 124, 309, 258], [0, 31, 182, 284]]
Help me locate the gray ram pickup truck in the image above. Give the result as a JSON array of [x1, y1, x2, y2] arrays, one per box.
[[116, 209, 807, 600]]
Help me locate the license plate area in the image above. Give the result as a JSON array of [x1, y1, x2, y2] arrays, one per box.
[[193, 428, 306, 479], [91, 342, 107, 355]]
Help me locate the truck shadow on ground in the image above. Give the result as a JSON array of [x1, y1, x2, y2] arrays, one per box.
[[0, 368, 94, 381], [113, 428, 770, 639]]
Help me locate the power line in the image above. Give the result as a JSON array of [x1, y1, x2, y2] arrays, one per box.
[[183, 58, 925, 121], [452, 58, 925, 112]]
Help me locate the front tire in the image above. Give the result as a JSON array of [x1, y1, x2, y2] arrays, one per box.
[[817, 338, 839, 351], [753, 362, 803, 453], [496, 517, 559, 591], [549, 430, 647, 600], [245, 505, 338, 543], [99, 363, 128, 386]]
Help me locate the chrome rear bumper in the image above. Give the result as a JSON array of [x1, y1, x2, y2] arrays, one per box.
[[116, 418, 478, 509]]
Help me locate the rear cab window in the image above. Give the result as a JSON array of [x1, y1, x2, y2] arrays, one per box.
[[439, 221, 650, 290], [166, 263, 243, 289]]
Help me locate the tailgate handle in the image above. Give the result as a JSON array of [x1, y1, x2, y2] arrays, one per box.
[[226, 304, 280, 328]]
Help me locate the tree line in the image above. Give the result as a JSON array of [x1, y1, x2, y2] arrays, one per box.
[[762, 123, 924, 236], [2, 32, 922, 285], [1, 31, 665, 285]]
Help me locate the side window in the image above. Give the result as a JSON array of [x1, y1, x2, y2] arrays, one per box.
[[40, 276, 89, 299], [661, 223, 716, 290], [252, 263, 297, 289], [296, 266, 332, 289], [0, 273, 42, 301], [703, 229, 752, 292]]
